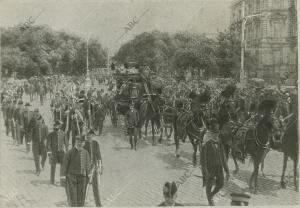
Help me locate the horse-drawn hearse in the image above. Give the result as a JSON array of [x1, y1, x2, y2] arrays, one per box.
[[109, 65, 152, 127]]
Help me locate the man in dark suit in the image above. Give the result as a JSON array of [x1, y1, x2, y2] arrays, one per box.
[[125, 103, 139, 150], [28, 109, 48, 175], [14, 100, 25, 145], [94, 103, 106, 135], [83, 129, 103, 207], [201, 118, 230, 206], [47, 121, 69, 185], [61, 136, 91, 207], [23, 103, 34, 153]]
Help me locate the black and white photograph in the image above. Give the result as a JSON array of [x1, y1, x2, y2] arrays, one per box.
[[0, 0, 299, 206]]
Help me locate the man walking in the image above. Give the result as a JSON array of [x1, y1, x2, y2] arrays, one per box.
[[94, 103, 106, 135], [47, 121, 69, 185], [125, 103, 139, 150], [14, 100, 25, 145], [61, 136, 91, 207], [28, 109, 48, 175], [201, 118, 230, 206], [23, 103, 34, 153], [83, 129, 103, 207]]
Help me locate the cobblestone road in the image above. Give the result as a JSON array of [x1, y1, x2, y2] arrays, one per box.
[[0, 94, 298, 207]]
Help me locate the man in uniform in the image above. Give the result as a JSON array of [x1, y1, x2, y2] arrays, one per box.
[[125, 103, 139, 150], [28, 109, 48, 175], [14, 100, 25, 145], [11, 99, 18, 144], [47, 120, 69, 185], [4, 98, 13, 136], [23, 102, 33, 153], [83, 130, 103, 207], [94, 103, 106, 135], [61, 136, 91, 207]]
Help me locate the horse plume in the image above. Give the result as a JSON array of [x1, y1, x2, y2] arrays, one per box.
[[220, 84, 236, 98]]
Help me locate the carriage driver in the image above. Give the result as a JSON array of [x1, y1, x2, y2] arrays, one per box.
[[125, 103, 139, 150]]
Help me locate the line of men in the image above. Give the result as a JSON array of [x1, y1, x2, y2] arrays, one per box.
[[1, 90, 104, 207]]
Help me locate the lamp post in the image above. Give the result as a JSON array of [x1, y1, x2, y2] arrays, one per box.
[[85, 37, 92, 92]]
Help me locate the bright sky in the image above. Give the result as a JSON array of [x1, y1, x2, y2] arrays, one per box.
[[0, 0, 232, 54]]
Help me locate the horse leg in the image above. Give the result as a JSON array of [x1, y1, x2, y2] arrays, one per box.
[[144, 119, 149, 140], [159, 126, 163, 143], [174, 123, 180, 158], [280, 153, 288, 189], [260, 148, 269, 177], [293, 157, 298, 191], [232, 151, 239, 174], [189, 136, 197, 166], [253, 159, 260, 194], [151, 119, 155, 145]]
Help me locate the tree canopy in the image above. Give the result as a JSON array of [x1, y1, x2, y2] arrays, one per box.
[[113, 29, 258, 80], [1, 25, 107, 78]]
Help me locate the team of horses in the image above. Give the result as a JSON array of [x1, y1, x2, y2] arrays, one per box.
[[108, 84, 298, 194]]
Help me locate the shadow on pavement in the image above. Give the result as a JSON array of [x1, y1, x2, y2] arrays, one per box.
[[155, 152, 190, 170], [55, 200, 68, 207], [30, 179, 52, 186], [18, 156, 33, 160], [182, 202, 208, 206], [9, 148, 27, 153], [112, 146, 132, 151], [231, 169, 282, 197], [15, 169, 35, 175]]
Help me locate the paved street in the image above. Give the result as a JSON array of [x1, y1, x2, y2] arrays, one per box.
[[0, 95, 299, 207]]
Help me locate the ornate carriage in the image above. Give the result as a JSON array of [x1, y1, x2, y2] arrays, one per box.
[[109, 67, 150, 127]]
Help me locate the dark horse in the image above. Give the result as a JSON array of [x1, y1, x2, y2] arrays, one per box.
[[138, 95, 161, 145], [174, 98, 208, 166], [231, 115, 283, 193], [279, 115, 298, 191]]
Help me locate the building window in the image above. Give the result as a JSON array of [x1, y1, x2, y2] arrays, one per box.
[[270, 20, 282, 37], [272, 0, 283, 9]]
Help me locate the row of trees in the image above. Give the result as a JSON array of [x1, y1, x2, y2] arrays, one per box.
[[113, 30, 257, 79], [1, 25, 107, 78], [1, 24, 257, 80]]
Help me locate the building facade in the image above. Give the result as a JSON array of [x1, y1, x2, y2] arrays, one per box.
[[231, 0, 297, 84]]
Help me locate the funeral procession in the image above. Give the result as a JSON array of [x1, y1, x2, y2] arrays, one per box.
[[0, 0, 298, 207]]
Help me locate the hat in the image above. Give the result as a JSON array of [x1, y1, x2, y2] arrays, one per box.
[[18, 100, 23, 105], [34, 108, 39, 113], [25, 102, 31, 107], [13, 100, 17, 103], [230, 192, 251, 204], [87, 129, 96, 136]]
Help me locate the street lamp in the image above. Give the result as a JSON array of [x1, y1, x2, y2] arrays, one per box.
[[240, 0, 263, 86], [85, 37, 92, 92]]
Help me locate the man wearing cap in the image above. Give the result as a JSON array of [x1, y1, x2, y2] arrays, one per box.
[[94, 103, 106, 135], [47, 120, 69, 185], [11, 100, 18, 144], [125, 104, 139, 150], [28, 109, 48, 175], [13, 100, 25, 145], [23, 103, 33, 153], [158, 182, 182, 206], [4, 98, 13, 136], [61, 136, 91, 207], [83, 129, 103, 207]]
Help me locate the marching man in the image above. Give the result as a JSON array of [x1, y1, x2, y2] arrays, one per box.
[[61, 135, 91, 207], [83, 129, 103, 207], [47, 120, 69, 185]]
